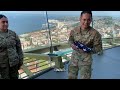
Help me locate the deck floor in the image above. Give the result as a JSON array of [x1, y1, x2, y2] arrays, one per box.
[[35, 47, 120, 79]]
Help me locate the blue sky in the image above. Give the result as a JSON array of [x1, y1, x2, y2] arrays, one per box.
[[48, 11, 120, 17], [48, 11, 120, 16], [1, 11, 120, 17]]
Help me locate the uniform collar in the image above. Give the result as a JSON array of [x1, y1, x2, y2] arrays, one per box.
[[0, 29, 8, 33], [80, 26, 91, 35], [80, 26, 91, 32]]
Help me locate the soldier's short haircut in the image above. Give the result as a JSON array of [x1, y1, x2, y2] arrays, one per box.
[[81, 11, 92, 18], [0, 14, 7, 19]]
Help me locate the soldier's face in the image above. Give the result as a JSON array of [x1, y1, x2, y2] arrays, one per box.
[[0, 17, 9, 31], [80, 13, 92, 30]]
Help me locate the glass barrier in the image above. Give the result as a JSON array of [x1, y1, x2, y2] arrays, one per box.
[[1, 11, 120, 79]]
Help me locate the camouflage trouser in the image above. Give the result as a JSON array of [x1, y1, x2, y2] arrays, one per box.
[[68, 64, 92, 79], [0, 64, 19, 79]]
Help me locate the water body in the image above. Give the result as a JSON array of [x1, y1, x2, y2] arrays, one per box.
[[4, 13, 67, 35]]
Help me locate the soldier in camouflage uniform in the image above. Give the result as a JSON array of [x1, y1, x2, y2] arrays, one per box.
[[0, 14, 23, 79], [68, 11, 102, 79]]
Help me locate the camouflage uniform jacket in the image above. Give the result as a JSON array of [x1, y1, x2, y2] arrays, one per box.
[[68, 26, 102, 66], [0, 29, 23, 67]]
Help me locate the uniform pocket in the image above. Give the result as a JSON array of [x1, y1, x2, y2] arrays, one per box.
[[7, 36, 16, 46]]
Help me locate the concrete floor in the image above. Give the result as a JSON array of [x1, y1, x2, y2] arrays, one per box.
[[35, 46, 120, 79]]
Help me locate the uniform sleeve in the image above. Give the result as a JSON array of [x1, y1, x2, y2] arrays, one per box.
[[15, 34, 24, 65], [68, 30, 74, 47], [92, 31, 103, 54]]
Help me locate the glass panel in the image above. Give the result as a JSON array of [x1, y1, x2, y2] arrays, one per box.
[[0, 11, 50, 50], [1, 11, 120, 79]]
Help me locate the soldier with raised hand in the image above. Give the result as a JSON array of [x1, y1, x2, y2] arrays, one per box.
[[68, 11, 102, 79], [0, 14, 23, 79]]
